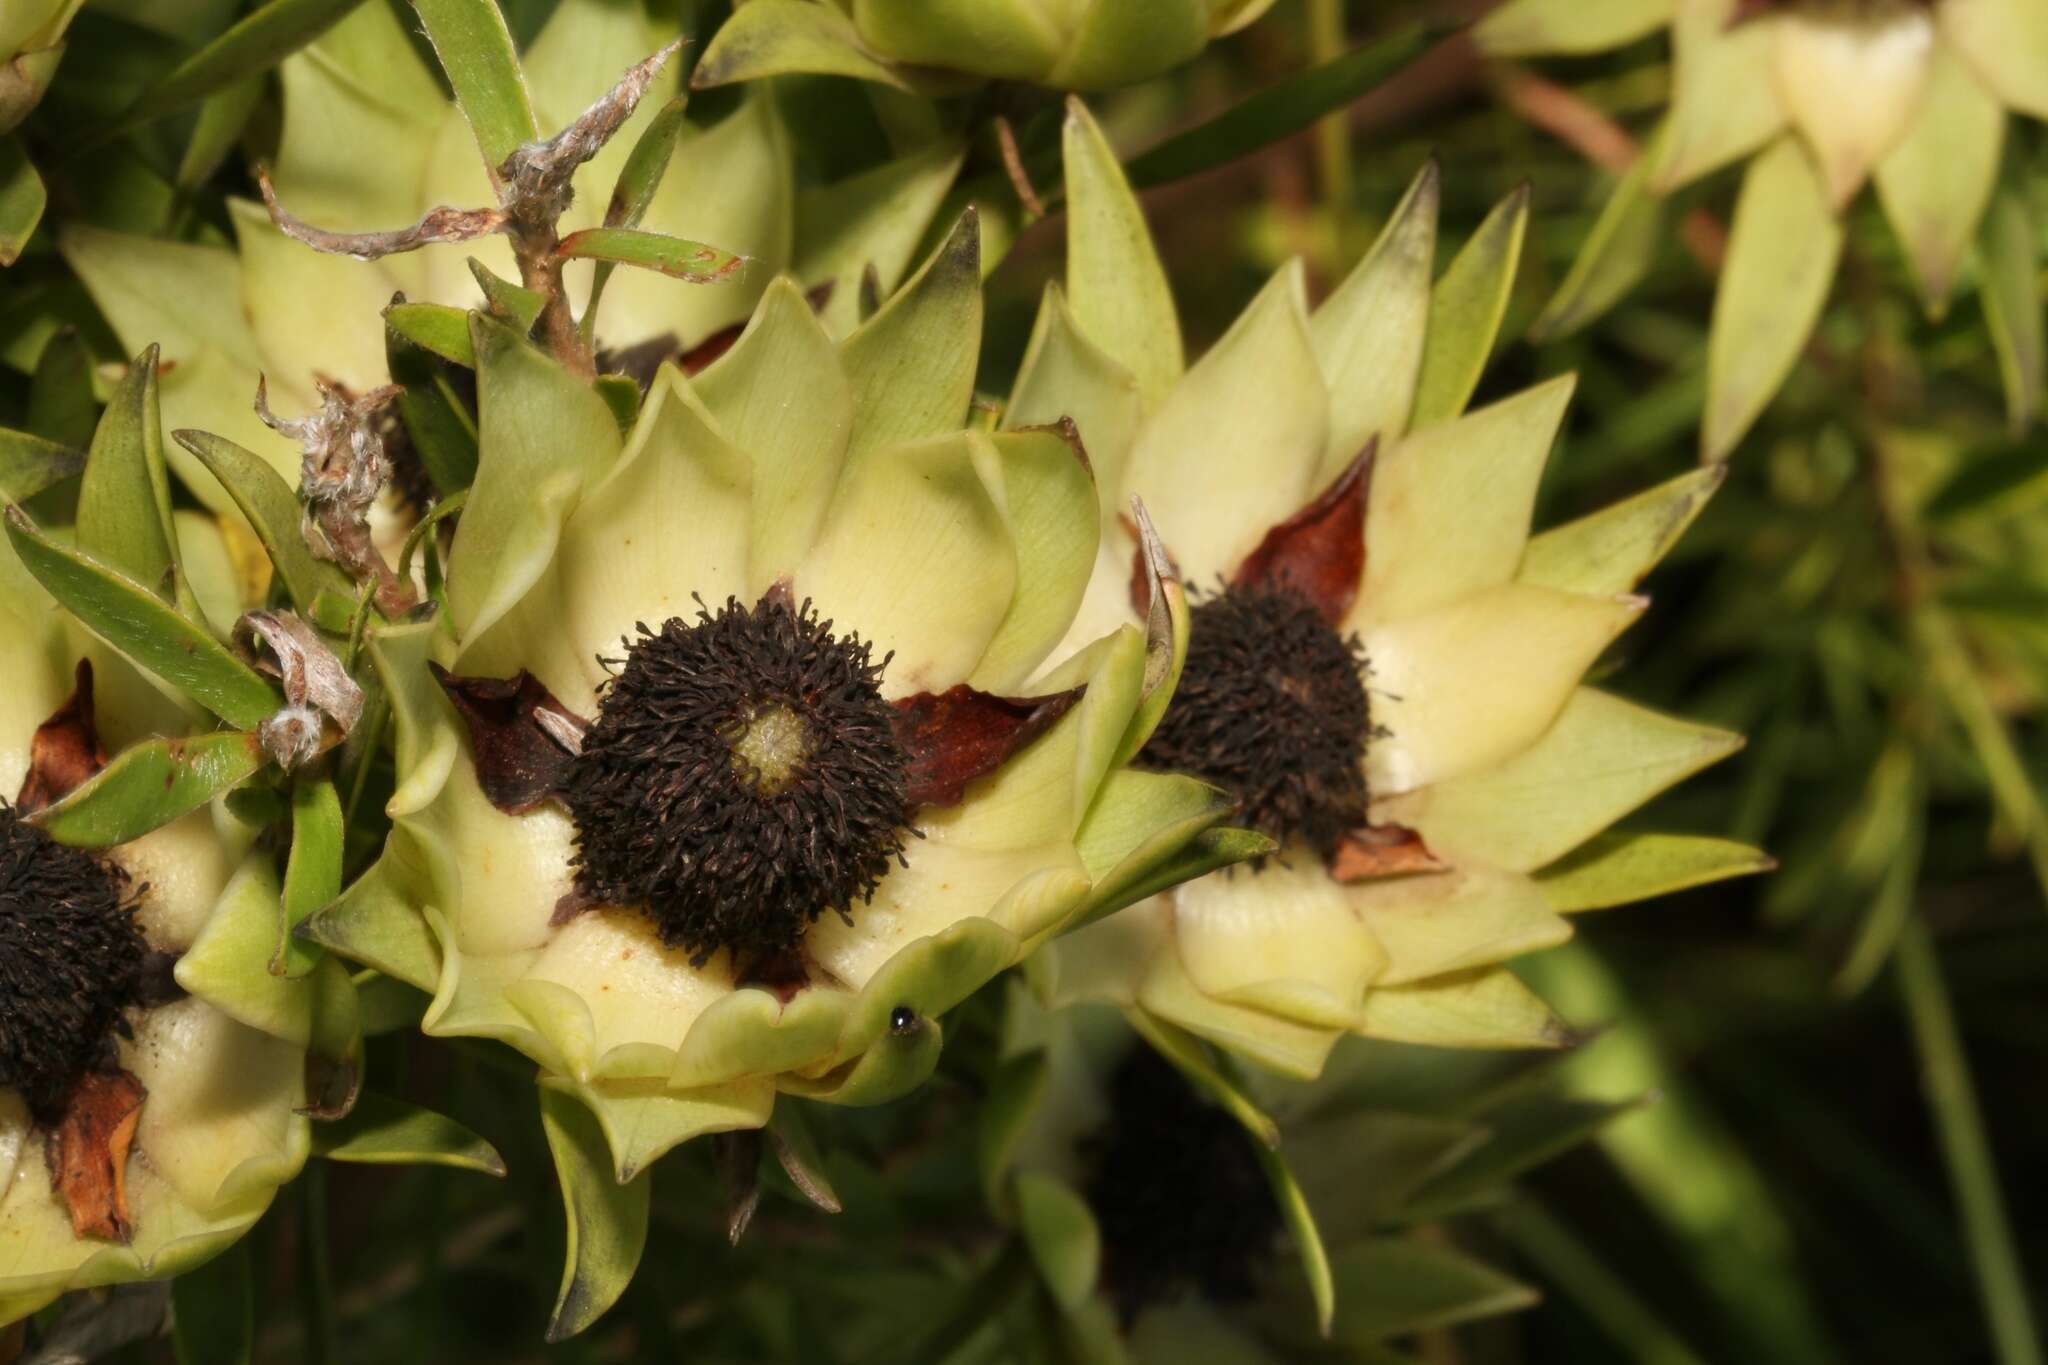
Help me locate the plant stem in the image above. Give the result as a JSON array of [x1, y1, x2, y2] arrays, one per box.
[[1895, 918, 2043, 1365], [1307, 0, 1350, 211]]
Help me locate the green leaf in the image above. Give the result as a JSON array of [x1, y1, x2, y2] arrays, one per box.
[[5, 508, 280, 729], [1122, 1009, 1280, 1148], [313, 1090, 506, 1175], [176, 77, 265, 191], [410, 0, 537, 173], [175, 430, 354, 613], [385, 300, 476, 368], [540, 1086, 651, 1343], [77, 346, 189, 618], [1703, 136, 1843, 461], [27, 326, 97, 451], [1518, 463, 1724, 596], [1475, 0, 1672, 55], [0, 428, 82, 501], [1122, 26, 1426, 191], [839, 209, 981, 458], [1015, 1171, 1101, 1312], [1063, 99, 1180, 405], [1872, 44, 2004, 317], [386, 313, 481, 494], [1252, 1138, 1336, 1338], [1535, 832, 1777, 912], [977, 1049, 1050, 1204], [765, 1102, 841, 1214], [1411, 183, 1529, 427], [466, 257, 545, 331], [1531, 128, 1668, 341], [557, 227, 746, 284], [33, 731, 265, 847], [279, 778, 343, 977], [1404, 1096, 1641, 1220], [593, 373, 638, 431], [0, 133, 44, 267], [1979, 185, 2045, 434], [580, 94, 690, 339], [1313, 1239, 1539, 1345], [171, 1240, 253, 1365], [103, 0, 366, 137]]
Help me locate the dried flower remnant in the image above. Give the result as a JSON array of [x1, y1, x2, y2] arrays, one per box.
[[254, 377, 414, 616]]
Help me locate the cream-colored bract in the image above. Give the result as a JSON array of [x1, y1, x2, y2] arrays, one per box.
[[0, 588, 340, 1328], [1027, 102, 1760, 1080], [307, 227, 1225, 1200]]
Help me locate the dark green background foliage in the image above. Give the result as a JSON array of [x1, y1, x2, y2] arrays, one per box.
[[4, 0, 2045, 1362]]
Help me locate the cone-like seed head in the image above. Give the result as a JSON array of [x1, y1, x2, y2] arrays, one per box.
[[562, 595, 913, 964], [1140, 584, 1371, 861], [1086, 1046, 1280, 1320], [0, 804, 144, 1116]]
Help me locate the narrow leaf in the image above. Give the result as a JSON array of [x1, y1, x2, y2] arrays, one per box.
[[558, 227, 746, 284], [1015, 1171, 1101, 1312], [5, 508, 280, 729], [581, 94, 690, 340], [313, 1091, 506, 1175], [1123, 26, 1425, 190], [176, 430, 353, 613], [77, 346, 186, 616], [0, 134, 44, 267], [540, 1086, 651, 1342], [1253, 1139, 1337, 1337], [385, 301, 476, 367], [104, 0, 366, 137], [1535, 831, 1776, 912], [410, 0, 538, 172], [1063, 99, 1180, 404], [33, 731, 265, 847], [1980, 186, 2045, 433], [279, 779, 343, 978], [387, 314, 481, 494], [0, 429, 83, 501], [467, 257, 545, 331]]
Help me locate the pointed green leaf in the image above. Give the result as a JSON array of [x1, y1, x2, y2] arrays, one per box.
[[690, 0, 914, 92], [1015, 1171, 1101, 1312], [1411, 184, 1529, 428], [5, 508, 280, 728], [1253, 1137, 1336, 1338], [1312, 1239, 1539, 1345], [558, 227, 746, 284], [1518, 464, 1724, 596], [840, 210, 981, 458], [1123, 26, 1426, 191], [1651, 0, 1786, 190], [1123, 1009, 1280, 1148], [1980, 186, 2044, 434], [385, 301, 477, 367], [386, 314, 481, 494], [540, 1086, 652, 1342], [171, 1240, 253, 1365], [467, 257, 545, 331], [1404, 1096, 1640, 1220], [0, 133, 43, 266], [1064, 99, 1180, 406], [77, 346, 187, 616], [1536, 832, 1777, 912], [0, 429, 82, 501], [27, 326, 96, 451], [279, 778, 343, 977], [1937, 0, 2048, 121], [176, 429, 354, 613], [102, 0, 365, 137], [32, 730, 265, 847], [765, 1101, 840, 1214], [313, 1090, 506, 1175], [966, 423, 1098, 692], [176, 78, 266, 191], [1703, 136, 1843, 461], [580, 93, 689, 336], [794, 140, 966, 339], [1004, 283, 1143, 515], [1356, 968, 1575, 1050], [1531, 128, 1668, 341], [299, 836, 444, 991], [410, 0, 537, 173]]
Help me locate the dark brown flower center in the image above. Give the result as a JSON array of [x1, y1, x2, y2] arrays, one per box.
[[560, 594, 913, 966], [0, 802, 144, 1117], [1139, 583, 1372, 862]]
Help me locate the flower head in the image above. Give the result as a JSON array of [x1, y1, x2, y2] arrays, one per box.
[[1476, 0, 2048, 453], [695, 0, 1280, 94], [1026, 102, 1764, 1080], [304, 216, 1228, 1338]]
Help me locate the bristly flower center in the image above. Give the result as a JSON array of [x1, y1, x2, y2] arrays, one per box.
[[561, 594, 913, 966], [1139, 583, 1371, 862], [0, 802, 145, 1117], [1086, 1046, 1283, 1320]]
